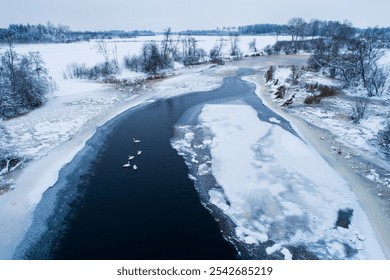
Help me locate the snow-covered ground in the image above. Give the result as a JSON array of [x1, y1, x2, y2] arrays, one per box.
[[172, 103, 385, 259], [0, 36, 389, 259], [261, 66, 390, 192], [247, 64, 390, 258], [9, 34, 285, 82]]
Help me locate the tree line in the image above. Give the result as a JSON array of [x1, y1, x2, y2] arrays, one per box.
[[0, 23, 155, 43], [264, 18, 390, 97], [67, 28, 244, 80]]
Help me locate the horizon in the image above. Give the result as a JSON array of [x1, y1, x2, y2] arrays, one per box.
[[2, 0, 389, 32], [1, 19, 389, 34]]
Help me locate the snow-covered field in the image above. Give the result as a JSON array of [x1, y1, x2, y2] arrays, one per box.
[[10, 35, 285, 82], [0, 35, 389, 259]]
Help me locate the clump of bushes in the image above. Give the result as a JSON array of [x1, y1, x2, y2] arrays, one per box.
[[304, 82, 319, 93], [265, 66, 274, 82], [274, 85, 286, 99], [102, 77, 147, 92], [350, 97, 369, 124], [64, 60, 120, 80], [0, 124, 23, 190], [304, 85, 338, 104], [378, 120, 390, 149]]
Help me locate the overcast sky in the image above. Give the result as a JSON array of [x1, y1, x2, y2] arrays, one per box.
[[2, 0, 389, 31]]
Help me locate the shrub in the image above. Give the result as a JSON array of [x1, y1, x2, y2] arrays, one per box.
[[274, 85, 286, 99], [0, 124, 23, 189], [102, 77, 147, 92], [303, 85, 338, 104], [123, 55, 141, 72], [318, 85, 338, 97], [305, 82, 319, 93], [290, 65, 302, 84], [65, 60, 119, 80], [378, 120, 390, 149], [265, 66, 274, 82], [304, 94, 322, 104], [350, 97, 368, 124]]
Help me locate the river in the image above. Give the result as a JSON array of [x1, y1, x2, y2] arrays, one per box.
[[15, 69, 294, 259]]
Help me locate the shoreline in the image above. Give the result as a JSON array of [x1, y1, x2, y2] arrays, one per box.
[[244, 74, 390, 259], [0, 88, 159, 259]]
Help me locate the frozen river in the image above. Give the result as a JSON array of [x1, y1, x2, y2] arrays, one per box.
[[14, 72, 256, 259], [11, 67, 385, 260]]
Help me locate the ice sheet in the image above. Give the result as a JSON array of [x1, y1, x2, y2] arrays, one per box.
[[172, 103, 386, 259]]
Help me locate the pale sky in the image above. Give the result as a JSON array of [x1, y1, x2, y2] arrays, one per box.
[[2, 0, 389, 31]]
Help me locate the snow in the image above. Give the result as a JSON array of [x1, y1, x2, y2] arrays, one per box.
[[4, 35, 283, 81], [172, 103, 386, 259], [2, 35, 259, 259], [263, 65, 390, 190], [0, 36, 389, 259]]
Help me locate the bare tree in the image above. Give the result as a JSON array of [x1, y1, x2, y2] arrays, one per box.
[[95, 40, 109, 62], [209, 37, 225, 63], [248, 38, 257, 52], [367, 65, 390, 96], [161, 27, 174, 68], [229, 33, 242, 59], [351, 28, 386, 95], [290, 65, 302, 85], [123, 55, 141, 72], [169, 34, 181, 61], [350, 97, 368, 124], [287, 17, 306, 51]]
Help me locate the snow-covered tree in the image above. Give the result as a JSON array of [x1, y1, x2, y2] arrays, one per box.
[[209, 37, 225, 63], [140, 42, 166, 75], [123, 54, 141, 72], [248, 38, 257, 52], [229, 33, 242, 59], [161, 27, 173, 68], [0, 44, 51, 118]]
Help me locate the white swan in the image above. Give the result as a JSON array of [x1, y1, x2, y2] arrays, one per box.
[[133, 164, 138, 170], [133, 138, 141, 144], [137, 150, 142, 156], [122, 161, 131, 168], [128, 155, 135, 160]]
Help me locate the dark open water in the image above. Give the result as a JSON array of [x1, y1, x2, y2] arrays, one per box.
[[16, 71, 295, 260]]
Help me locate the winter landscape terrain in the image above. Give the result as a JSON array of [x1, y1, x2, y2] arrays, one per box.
[[1, 20, 390, 260]]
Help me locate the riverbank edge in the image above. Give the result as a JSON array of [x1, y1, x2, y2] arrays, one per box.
[[243, 73, 390, 259]]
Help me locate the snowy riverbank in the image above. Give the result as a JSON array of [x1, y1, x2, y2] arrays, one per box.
[[243, 73, 390, 259]]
